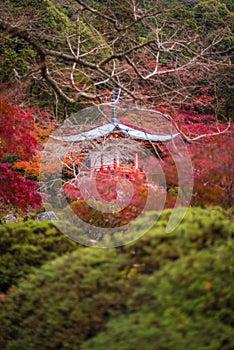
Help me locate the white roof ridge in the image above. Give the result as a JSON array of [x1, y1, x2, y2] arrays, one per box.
[[51, 121, 179, 143], [115, 122, 179, 142]]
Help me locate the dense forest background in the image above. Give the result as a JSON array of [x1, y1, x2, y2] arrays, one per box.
[[0, 0, 233, 118], [0, 1, 233, 349], [0, 0, 233, 214]]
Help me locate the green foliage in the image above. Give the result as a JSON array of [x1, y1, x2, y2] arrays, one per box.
[[193, 0, 234, 51], [0, 207, 233, 350], [194, 0, 234, 29], [216, 65, 234, 120], [8, 0, 71, 33], [0, 0, 111, 116], [0, 44, 34, 82], [82, 244, 234, 350], [0, 220, 78, 293], [121, 206, 233, 271], [1, 0, 232, 119]]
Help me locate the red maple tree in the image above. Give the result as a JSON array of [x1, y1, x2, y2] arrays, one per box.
[[190, 132, 234, 208], [0, 97, 42, 214]]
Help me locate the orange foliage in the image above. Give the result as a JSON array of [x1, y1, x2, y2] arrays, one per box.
[[13, 116, 57, 180]]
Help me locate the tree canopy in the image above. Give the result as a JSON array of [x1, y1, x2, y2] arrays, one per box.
[[0, 0, 233, 119]]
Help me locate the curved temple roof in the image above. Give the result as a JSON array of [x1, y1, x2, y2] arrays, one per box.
[[52, 122, 179, 143]]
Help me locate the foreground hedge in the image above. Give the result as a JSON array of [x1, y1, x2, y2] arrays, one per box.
[[0, 220, 78, 293], [82, 244, 234, 350], [0, 207, 233, 350]]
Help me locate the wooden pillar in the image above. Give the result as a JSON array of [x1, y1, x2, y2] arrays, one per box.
[[134, 153, 139, 170], [116, 152, 120, 167]]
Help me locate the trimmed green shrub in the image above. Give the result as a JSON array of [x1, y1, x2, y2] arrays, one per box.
[[0, 207, 233, 350], [0, 220, 78, 293], [121, 206, 233, 273], [81, 242, 234, 350]]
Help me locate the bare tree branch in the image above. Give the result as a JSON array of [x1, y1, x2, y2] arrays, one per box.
[[0, 0, 232, 130]]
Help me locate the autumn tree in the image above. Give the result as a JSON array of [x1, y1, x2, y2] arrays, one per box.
[[0, 97, 42, 215], [191, 131, 234, 207], [0, 0, 232, 120], [161, 109, 234, 208], [0, 0, 233, 212]]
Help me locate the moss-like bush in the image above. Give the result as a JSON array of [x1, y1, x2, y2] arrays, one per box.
[[0, 207, 233, 350], [121, 206, 233, 273], [0, 220, 78, 293], [81, 243, 234, 350]]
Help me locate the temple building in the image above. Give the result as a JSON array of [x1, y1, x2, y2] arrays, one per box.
[[53, 95, 179, 177]]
